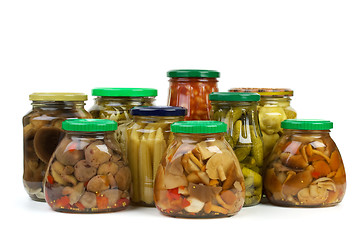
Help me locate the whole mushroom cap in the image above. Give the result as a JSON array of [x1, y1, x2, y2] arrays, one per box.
[[85, 140, 112, 168], [34, 127, 64, 163], [55, 138, 84, 166], [74, 160, 97, 182]]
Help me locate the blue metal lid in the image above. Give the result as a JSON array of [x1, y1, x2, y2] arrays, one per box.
[[131, 106, 187, 117]]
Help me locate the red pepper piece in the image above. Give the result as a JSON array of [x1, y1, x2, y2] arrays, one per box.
[[96, 195, 109, 209], [55, 196, 70, 209], [47, 175, 54, 184], [116, 198, 129, 208], [167, 188, 180, 201]]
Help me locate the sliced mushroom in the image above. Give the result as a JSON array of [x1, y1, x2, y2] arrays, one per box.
[[181, 154, 200, 174], [34, 127, 64, 163], [79, 191, 97, 208], [184, 197, 205, 213], [188, 183, 222, 202], [282, 168, 313, 196], [192, 141, 216, 160], [87, 175, 110, 193], [62, 182, 85, 205], [85, 141, 112, 167], [74, 160, 97, 182], [206, 149, 235, 181], [104, 135, 122, 153], [280, 152, 308, 169]]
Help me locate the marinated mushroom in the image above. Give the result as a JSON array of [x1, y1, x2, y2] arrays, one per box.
[[87, 175, 110, 193], [206, 149, 234, 181], [97, 162, 119, 175], [115, 166, 131, 191], [34, 127, 64, 163], [85, 140, 112, 167], [74, 160, 97, 182], [79, 191, 97, 209], [55, 138, 84, 166]]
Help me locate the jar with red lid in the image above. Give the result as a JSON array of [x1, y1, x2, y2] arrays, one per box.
[[167, 69, 219, 120]]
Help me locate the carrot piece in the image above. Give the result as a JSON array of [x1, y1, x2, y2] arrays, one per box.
[[96, 195, 109, 209]]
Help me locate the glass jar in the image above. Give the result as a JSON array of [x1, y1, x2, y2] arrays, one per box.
[[154, 121, 245, 218], [23, 92, 91, 201], [90, 88, 157, 160], [167, 69, 219, 120], [44, 119, 131, 213], [126, 106, 186, 206], [210, 92, 263, 206], [264, 119, 346, 207], [229, 88, 297, 162]]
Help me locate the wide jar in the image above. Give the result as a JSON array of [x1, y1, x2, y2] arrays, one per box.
[[210, 92, 263, 206], [167, 69, 219, 120], [126, 106, 186, 206], [229, 88, 297, 162], [154, 121, 245, 218], [44, 119, 131, 213], [264, 119, 346, 207], [23, 92, 91, 201]]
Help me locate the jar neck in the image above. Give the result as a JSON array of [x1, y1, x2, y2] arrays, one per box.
[[259, 96, 292, 106], [173, 132, 224, 142], [66, 131, 114, 139], [94, 96, 155, 107], [169, 77, 218, 83], [32, 101, 85, 110], [283, 129, 330, 136]]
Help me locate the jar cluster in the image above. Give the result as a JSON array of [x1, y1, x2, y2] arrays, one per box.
[[22, 70, 346, 217]]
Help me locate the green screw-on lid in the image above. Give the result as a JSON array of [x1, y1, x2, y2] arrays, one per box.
[[62, 119, 117, 132], [209, 92, 260, 102], [92, 88, 158, 97], [167, 69, 220, 78], [281, 119, 333, 130], [171, 121, 227, 134]]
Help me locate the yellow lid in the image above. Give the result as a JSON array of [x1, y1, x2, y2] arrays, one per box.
[[229, 88, 293, 97], [29, 92, 88, 101]]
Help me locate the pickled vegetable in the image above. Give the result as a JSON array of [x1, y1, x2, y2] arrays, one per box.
[[154, 128, 245, 218], [210, 92, 263, 206], [264, 120, 346, 207], [44, 120, 130, 213]]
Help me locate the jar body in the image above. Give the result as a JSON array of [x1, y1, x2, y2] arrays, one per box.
[[168, 78, 218, 120], [264, 130, 346, 207], [23, 101, 91, 201], [90, 96, 155, 159], [44, 131, 130, 213], [211, 101, 263, 206], [126, 115, 184, 206], [258, 96, 297, 160], [154, 133, 245, 218]]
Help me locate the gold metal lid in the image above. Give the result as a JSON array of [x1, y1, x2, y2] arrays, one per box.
[[29, 92, 88, 101]]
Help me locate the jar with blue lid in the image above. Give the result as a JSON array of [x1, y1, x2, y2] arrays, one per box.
[[126, 106, 187, 206]]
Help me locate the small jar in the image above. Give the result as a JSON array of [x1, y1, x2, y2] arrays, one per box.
[[126, 106, 186, 206], [264, 119, 346, 207], [44, 119, 131, 213], [210, 92, 263, 206], [154, 121, 245, 218], [23, 93, 91, 201], [167, 69, 219, 120], [229, 88, 297, 162], [90, 88, 157, 159]]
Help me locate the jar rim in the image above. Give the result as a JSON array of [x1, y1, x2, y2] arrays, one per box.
[[229, 88, 293, 97], [29, 92, 87, 101], [167, 69, 220, 78]]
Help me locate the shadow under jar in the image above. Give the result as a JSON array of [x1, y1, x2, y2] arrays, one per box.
[[23, 92, 91, 201], [167, 69, 219, 120], [264, 119, 346, 207], [210, 92, 263, 206], [154, 121, 245, 218], [44, 119, 131, 213]]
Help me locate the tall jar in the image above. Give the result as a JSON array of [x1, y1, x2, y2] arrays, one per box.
[[210, 92, 263, 206], [44, 119, 131, 213], [167, 69, 219, 120], [90, 88, 157, 157], [23, 93, 91, 201], [229, 88, 297, 163], [264, 119, 346, 207], [154, 121, 245, 218], [126, 106, 186, 206]]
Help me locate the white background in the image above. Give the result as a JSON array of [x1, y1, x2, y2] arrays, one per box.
[[0, 1, 354, 239]]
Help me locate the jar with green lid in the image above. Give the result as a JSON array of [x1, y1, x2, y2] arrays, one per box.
[[264, 119, 346, 207], [167, 69, 219, 120], [23, 93, 91, 201], [126, 106, 186, 206], [154, 121, 245, 218], [210, 92, 263, 206], [44, 119, 131, 213], [229, 88, 297, 163], [90, 88, 157, 158]]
